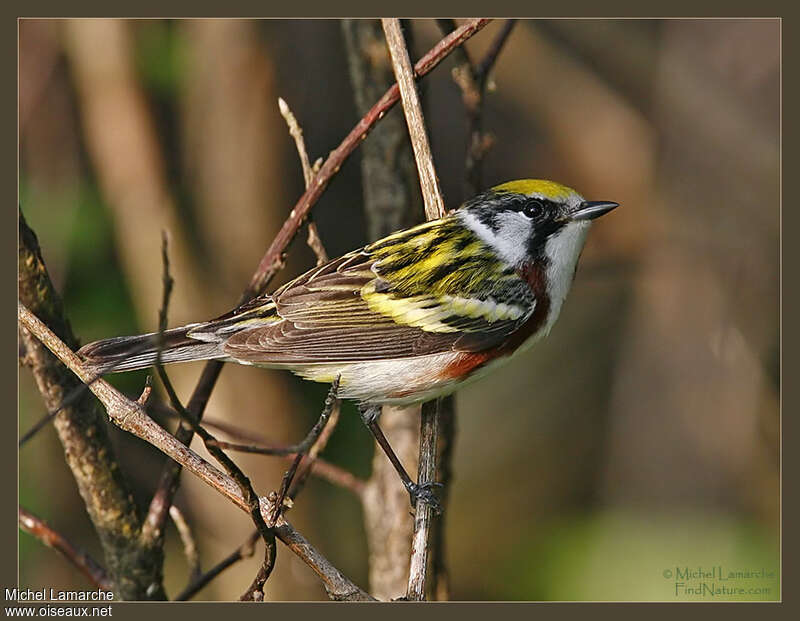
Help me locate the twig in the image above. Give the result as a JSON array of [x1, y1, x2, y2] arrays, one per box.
[[278, 96, 329, 266], [175, 531, 259, 601], [154, 236, 277, 597], [20, 337, 166, 446], [205, 435, 365, 497], [287, 396, 341, 500], [19, 506, 113, 591], [147, 402, 363, 496], [381, 18, 449, 601], [239, 547, 274, 601], [18, 302, 374, 601], [169, 505, 201, 583], [382, 19, 446, 221], [138, 18, 490, 556], [407, 400, 440, 600], [442, 19, 516, 198], [270, 379, 340, 525]]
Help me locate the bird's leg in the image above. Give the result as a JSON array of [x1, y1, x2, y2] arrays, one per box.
[[358, 404, 442, 514]]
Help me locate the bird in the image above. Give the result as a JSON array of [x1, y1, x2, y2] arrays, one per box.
[[79, 179, 618, 509]]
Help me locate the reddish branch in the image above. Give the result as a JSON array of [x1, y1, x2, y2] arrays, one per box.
[[19, 507, 113, 591], [247, 17, 489, 296]]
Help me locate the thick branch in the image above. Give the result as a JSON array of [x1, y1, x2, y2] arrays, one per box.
[[18, 212, 165, 600]]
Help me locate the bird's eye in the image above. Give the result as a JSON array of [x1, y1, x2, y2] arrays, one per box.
[[523, 200, 544, 218]]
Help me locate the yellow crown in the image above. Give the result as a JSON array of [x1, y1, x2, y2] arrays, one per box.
[[492, 179, 577, 200]]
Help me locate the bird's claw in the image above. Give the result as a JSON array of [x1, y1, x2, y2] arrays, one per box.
[[406, 481, 443, 515]]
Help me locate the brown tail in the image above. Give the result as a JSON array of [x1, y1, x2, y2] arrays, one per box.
[[78, 324, 224, 374]]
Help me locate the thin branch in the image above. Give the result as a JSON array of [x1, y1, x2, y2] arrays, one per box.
[[407, 400, 440, 600], [169, 505, 201, 583], [289, 450, 365, 499], [138, 18, 490, 555], [19, 506, 113, 591], [288, 395, 341, 500], [381, 18, 448, 601], [382, 19, 446, 221], [205, 437, 365, 497], [475, 19, 517, 84], [278, 96, 328, 266], [270, 378, 340, 525], [149, 403, 364, 496], [175, 531, 259, 601], [154, 236, 277, 596], [18, 302, 374, 601], [442, 19, 516, 198]]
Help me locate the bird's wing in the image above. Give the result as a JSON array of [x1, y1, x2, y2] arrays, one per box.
[[222, 217, 535, 364]]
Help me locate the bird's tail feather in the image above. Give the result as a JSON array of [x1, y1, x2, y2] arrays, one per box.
[[78, 324, 224, 374]]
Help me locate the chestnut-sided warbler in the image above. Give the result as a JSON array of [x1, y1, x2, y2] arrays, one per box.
[[79, 179, 617, 507]]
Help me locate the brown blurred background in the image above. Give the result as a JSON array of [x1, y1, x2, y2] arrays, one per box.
[[18, 18, 779, 601]]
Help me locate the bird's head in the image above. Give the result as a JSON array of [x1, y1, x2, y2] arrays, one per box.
[[457, 179, 618, 269]]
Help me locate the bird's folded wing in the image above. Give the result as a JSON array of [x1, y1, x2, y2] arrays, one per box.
[[223, 222, 535, 364]]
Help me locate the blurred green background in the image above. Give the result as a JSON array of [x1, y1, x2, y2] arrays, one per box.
[[18, 19, 779, 601]]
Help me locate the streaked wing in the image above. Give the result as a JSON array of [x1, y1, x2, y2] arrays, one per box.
[[223, 216, 535, 364]]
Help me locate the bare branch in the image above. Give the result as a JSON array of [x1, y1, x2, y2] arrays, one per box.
[[153, 236, 277, 595], [441, 19, 516, 198], [270, 379, 340, 525], [205, 436, 366, 498], [278, 96, 328, 266], [169, 505, 201, 583], [287, 395, 341, 500], [381, 19, 446, 221], [175, 531, 259, 601], [175, 531, 258, 601], [407, 400, 440, 600], [19, 507, 113, 591], [17, 303, 374, 601], [18, 212, 165, 600], [381, 17, 450, 601]]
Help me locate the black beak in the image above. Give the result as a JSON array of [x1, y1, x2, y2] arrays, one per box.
[[572, 201, 619, 221]]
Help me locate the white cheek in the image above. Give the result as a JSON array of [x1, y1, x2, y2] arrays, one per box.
[[543, 221, 591, 331], [458, 211, 531, 266]]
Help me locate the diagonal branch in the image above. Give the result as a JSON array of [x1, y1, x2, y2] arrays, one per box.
[[154, 235, 276, 600], [18, 302, 374, 602], [175, 531, 259, 601], [19, 506, 113, 591]]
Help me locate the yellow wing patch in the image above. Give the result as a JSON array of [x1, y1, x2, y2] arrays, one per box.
[[361, 282, 528, 333]]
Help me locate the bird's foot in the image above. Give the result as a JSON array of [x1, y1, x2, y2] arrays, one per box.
[[405, 481, 443, 515]]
